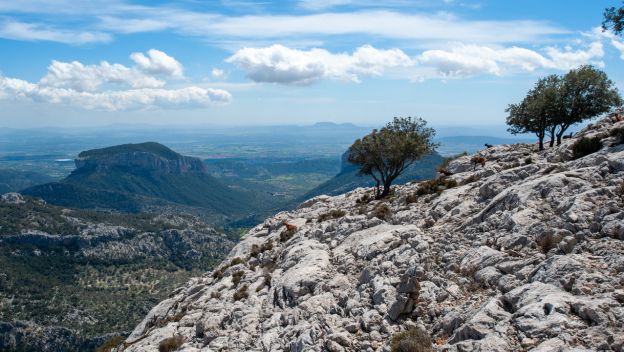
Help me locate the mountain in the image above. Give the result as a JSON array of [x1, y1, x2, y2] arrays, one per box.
[[0, 169, 54, 193], [22, 142, 280, 225], [121, 115, 624, 351], [0, 193, 235, 352], [300, 151, 444, 200]]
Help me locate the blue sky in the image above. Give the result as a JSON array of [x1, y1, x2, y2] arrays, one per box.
[[0, 0, 622, 128]]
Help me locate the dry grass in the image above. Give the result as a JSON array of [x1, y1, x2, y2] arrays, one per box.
[[233, 284, 249, 301], [158, 335, 185, 352], [391, 327, 433, 352], [317, 209, 347, 222]]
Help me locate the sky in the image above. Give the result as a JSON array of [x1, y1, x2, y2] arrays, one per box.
[[0, 0, 623, 128]]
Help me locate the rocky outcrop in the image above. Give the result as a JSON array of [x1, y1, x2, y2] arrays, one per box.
[[124, 116, 624, 351], [75, 143, 206, 174]]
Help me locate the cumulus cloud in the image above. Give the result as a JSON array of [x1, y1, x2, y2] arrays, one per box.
[[0, 50, 230, 111], [130, 49, 184, 79], [39, 60, 165, 91], [226, 42, 606, 84], [226, 44, 413, 85], [416, 42, 604, 79], [0, 75, 231, 111]]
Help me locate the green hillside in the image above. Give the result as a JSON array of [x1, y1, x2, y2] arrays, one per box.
[[0, 169, 55, 193], [23, 143, 281, 226]]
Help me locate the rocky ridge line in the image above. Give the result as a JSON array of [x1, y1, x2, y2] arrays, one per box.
[[123, 115, 624, 351]]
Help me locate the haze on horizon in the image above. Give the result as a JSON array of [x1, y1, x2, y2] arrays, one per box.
[[0, 0, 623, 129]]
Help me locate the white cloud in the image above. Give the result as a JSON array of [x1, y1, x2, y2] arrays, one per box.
[[0, 19, 110, 44], [130, 49, 184, 79], [0, 75, 231, 111], [226, 44, 413, 85], [39, 60, 164, 91], [592, 27, 624, 60], [0, 50, 231, 111], [211, 68, 227, 79], [416, 42, 604, 79]]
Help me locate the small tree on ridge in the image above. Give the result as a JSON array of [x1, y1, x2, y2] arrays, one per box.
[[348, 117, 437, 199]]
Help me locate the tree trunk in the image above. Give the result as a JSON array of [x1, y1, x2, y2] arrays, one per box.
[[538, 135, 544, 151], [556, 124, 569, 146], [374, 180, 381, 199], [379, 180, 392, 199], [548, 126, 556, 148]]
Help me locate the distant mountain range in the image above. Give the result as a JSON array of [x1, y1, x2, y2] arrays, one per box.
[[23, 142, 281, 225]]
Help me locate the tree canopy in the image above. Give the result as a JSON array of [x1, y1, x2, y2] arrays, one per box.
[[347, 117, 437, 199], [603, 2, 624, 35], [506, 65, 621, 150]]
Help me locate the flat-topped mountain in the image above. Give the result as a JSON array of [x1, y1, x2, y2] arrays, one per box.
[[122, 115, 624, 351], [75, 142, 207, 174], [23, 142, 279, 223]]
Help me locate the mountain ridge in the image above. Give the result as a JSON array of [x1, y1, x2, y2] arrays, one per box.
[[121, 114, 624, 351]]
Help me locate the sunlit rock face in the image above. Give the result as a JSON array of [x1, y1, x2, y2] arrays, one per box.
[[125, 115, 624, 352]]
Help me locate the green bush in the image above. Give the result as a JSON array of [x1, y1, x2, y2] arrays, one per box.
[[158, 335, 185, 352], [391, 327, 433, 352], [571, 136, 602, 159], [233, 284, 249, 301], [524, 157, 533, 165], [317, 209, 347, 222], [416, 178, 458, 196]]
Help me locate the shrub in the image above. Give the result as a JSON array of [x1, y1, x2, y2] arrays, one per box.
[[405, 193, 418, 204], [356, 193, 372, 204], [212, 269, 223, 279], [318, 209, 346, 222], [416, 178, 458, 196], [230, 257, 244, 266], [231, 270, 244, 287], [95, 336, 125, 352], [571, 136, 602, 159], [210, 291, 221, 299], [233, 284, 249, 301], [524, 157, 533, 165], [610, 126, 624, 145], [372, 204, 392, 221], [158, 335, 185, 352], [391, 327, 433, 352]]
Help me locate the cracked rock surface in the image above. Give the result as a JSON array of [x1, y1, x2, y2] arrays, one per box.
[[123, 116, 624, 351]]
